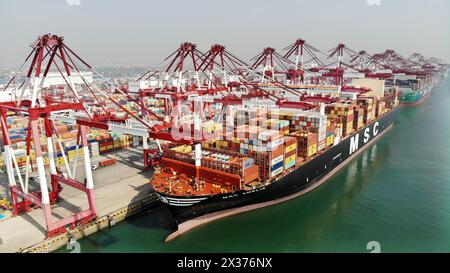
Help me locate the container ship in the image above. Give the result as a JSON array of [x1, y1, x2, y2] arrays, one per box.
[[150, 80, 400, 229], [393, 55, 449, 106], [395, 75, 435, 106]]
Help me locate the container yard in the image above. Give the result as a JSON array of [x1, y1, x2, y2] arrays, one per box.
[[0, 29, 448, 254]]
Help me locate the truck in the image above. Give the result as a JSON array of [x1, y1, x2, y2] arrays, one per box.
[[92, 158, 117, 170]]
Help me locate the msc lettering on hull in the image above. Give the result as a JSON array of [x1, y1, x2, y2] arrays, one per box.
[[349, 122, 379, 155]]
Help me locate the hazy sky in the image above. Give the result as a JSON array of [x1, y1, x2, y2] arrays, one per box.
[[0, 0, 449, 67]]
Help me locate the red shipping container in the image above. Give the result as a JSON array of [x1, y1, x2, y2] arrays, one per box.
[[99, 141, 113, 147], [284, 136, 297, 146], [284, 149, 297, 158]]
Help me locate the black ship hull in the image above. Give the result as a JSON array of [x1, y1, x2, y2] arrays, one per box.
[[155, 108, 399, 224]]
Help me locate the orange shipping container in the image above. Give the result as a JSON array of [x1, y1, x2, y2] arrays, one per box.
[[271, 145, 284, 158]]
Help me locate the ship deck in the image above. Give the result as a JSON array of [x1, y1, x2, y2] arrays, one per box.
[[151, 169, 231, 197], [150, 106, 395, 199]]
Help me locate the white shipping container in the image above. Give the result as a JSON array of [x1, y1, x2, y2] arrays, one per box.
[[318, 142, 326, 151], [266, 138, 284, 149], [271, 155, 284, 166], [258, 130, 280, 141], [256, 146, 267, 152], [271, 167, 283, 177], [318, 131, 327, 141]]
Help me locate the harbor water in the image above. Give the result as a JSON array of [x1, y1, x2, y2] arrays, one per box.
[[58, 78, 450, 253]]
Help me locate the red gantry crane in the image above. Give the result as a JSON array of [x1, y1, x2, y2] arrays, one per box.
[[0, 35, 212, 235], [0, 34, 97, 237], [282, 38, 329, 85]]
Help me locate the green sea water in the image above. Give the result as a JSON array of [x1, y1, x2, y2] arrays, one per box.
[[59, 78, 450, 253]]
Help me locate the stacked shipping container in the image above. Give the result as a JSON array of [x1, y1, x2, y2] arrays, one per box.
[[287, 131, 318, 159], [357, 97, 375, 124], [325, 104, 354, 137], [0, 116, 141, 171], [284, 136, 297, 170]]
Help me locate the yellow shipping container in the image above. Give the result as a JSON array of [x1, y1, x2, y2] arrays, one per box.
[[285, 154, 296, 164], [357, 117, 364, 129], [217, 140, 228, 147], [347, 123, 353, 134], [307, 144, 317, 157], [284, 143, 297, 154], [326, 135, 334, 146]]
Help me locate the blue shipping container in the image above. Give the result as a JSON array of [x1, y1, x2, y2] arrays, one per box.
[[271, 161, 283, 172]]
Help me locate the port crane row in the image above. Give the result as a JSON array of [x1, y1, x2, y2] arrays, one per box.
[[0, 34, 447, 237]]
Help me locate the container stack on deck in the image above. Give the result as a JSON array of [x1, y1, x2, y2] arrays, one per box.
[[283, 136, 297, 170], [156, 88, 401, 195], [287, 131, 318, 159], [383, 89, 400, 109], [163, 145, 259, 190], [351, 105, 365, 131], [325, 104, 354, 137], [356, 97, 375, 124], [325, 119, 335, 147], [374, 99, 386, 118]]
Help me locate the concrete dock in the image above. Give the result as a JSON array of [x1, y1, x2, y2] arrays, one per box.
[[0, 147, 160, 253]]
